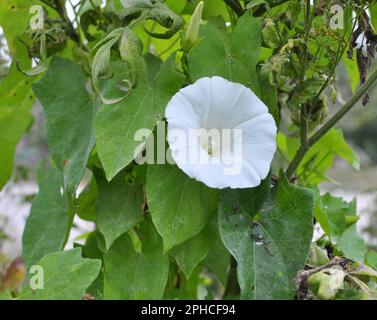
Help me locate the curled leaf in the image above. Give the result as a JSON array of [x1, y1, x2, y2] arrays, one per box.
[[246, 0, 268, 10], [143, 3, 185, 39], [117, 78, 133, 93], [90, 28, 130, 104], [121, 0, 155, 9], [119, 28, 146, 87], [119, 28, 143, 63], [17, 33, 47, 77]]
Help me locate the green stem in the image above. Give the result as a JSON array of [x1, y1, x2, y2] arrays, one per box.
[[286, 66, 377, 178], [53, 0, 84, 49], [310, 69, 377, 145], [285, 145, 307, 179], [312, 9, 360, 105], [223, 0, 244, 17], [301, 0, 315, 80], [300, 104, 309, 150]]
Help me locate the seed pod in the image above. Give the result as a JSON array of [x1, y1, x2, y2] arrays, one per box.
[[308, 269, 345, 300], [306, 245, 329, 268]]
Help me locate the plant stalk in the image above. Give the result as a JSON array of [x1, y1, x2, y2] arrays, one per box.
[[223, 0, 244, 17], [53, 0, 83, 48], [286, 66, 377, 178]]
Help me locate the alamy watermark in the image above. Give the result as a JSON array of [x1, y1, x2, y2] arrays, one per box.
[[29, 5, 44, 30], [29, 265, 44, 290], [329, 5, 344, 30], [134, 121, 244, 176]]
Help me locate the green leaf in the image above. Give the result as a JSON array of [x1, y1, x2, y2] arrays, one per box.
[[145, 2, 185, 39], [22, 167, 69, 269], [0, 1, 35, 55], [0, 44, 34, 190], [95, 55, 185, 180], [258, 72, 280, 124], [33, 57, 97, 194], [90, 28, 128, 104], [203, 234, 230, 286], [103, 221, 169, 299], [288, 78, 324, 111], [0, 290, 12, 300], [343, 53, 359, 93], [188, 12, 261, 92], [315, 193, 357, 242], [96, 171, 144, 249], [81, 232, 105, 299], [121, 0, 155, 9], [165, 0, 186, 14], [76, 175, 97, 222], [182, 0, 230, 20], [278, 129, 359, 184], [366, 250, 377, 270], [146, 164, 219, 252], [78, 0, 102, 16], [19, 248, 101, 300], [337, 225, 368, 262], [0, 1, 63, 189], [218, 172, 314, 299], [370, 3, 377, 31], [171, 217, 217, 279], [134, 21, 182, 61]]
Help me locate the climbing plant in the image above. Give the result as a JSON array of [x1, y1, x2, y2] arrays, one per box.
[[1, 0, 377, 300]]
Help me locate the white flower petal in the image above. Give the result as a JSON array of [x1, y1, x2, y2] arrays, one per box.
[[166, 77, 211, 128], [165, 76, 277, 189], [236, 113, 277, 146], [243, 144, 277, 179]]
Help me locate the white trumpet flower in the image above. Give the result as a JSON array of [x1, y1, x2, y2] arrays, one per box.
[[165, 76, 277, 189]]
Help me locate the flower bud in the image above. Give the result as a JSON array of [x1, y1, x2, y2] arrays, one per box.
[[182, 1, 204, 53]]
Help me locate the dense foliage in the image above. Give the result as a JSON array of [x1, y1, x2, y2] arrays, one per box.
[[1, 0, 377, 300]]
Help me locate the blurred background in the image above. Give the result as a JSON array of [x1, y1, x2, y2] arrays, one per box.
[[1, 1, 377, 273], [0, 1, 96, 268]]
